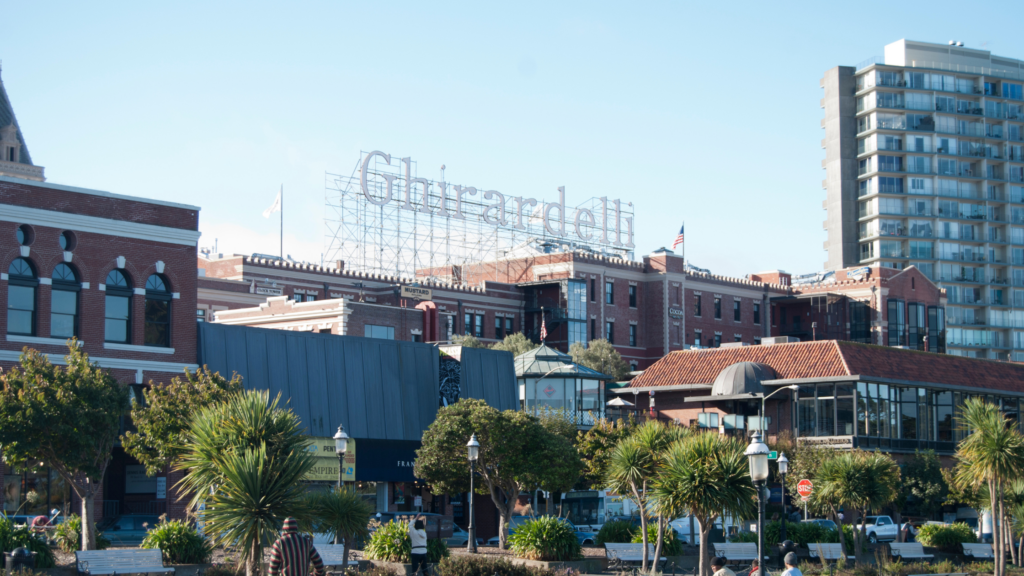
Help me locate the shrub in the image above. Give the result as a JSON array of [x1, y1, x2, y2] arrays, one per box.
[[916, 522, 977, 552], [141, 519, 213, 564], [364, 520, 411, 563], [428, 539, 450, 563], [202, 563, 243, 576], [595, 520, 634, 546], [52, 514, 110, 553], [434, 555, 562, 576], [630, 524, 683, 556], [507, 516, 582, 561], [344, 566, 399, 576], [0, 515, 57, 568]]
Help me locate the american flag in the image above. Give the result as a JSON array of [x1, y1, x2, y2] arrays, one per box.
[[539, 316, 547, 342], [672, 223, 685, 250]]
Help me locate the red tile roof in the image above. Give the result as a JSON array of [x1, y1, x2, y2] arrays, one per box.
[[630, 341, 1024, 394]]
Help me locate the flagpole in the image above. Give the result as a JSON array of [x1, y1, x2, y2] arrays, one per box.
[[278, 183, 282, 258], [682, 220, 685, 266]]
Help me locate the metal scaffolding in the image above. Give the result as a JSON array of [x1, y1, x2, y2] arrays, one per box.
[[324, 152, 635, 285]]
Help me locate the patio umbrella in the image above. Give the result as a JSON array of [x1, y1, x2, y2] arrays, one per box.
[[606, 397, 635, 407]]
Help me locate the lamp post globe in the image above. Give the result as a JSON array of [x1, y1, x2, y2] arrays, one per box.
[[334, 425, 349, 488], [777, 451, 789, 542], [745, 432, 770, 576], [466, 434, 480, 553]]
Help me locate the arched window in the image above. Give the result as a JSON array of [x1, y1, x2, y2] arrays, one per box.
[[50, 264, 80, 339], [104, 269, 132, 343], [7, 258, 37, 336], [144, 274, 171, 347]]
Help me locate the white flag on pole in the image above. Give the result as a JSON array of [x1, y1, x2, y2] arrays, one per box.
[[262, 192, 281, 218]]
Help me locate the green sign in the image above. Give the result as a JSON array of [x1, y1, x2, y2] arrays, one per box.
[[768, 451, 778, 460]]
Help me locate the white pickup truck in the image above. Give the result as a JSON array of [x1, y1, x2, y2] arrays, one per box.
[[855, 515, 899, 543]]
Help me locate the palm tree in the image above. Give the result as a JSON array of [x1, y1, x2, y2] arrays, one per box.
[[310, 487, 374, 566], [652, 432, 756, 576], [175, 390, 318, 576], [814, 451, 899, 564], [604, 420, 684, 572], [954, 398, 1024, 576]]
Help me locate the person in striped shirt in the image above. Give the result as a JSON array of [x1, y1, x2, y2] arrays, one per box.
[[268, 517, 326, 576]]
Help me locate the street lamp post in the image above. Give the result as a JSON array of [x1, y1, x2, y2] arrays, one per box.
[[467, 433, 479, 554], [778, 452, 789, 543], [745, 432, 770, 576], [759, 385, 800, 435], [333, 424, 349, 546]]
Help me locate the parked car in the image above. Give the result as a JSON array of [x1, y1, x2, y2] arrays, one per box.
[[486, 516, 597, 547], [97, 514, 162, 546], [855, 515, 899, 544], [801, 519, 837, 530], [444, 524, 484, 547], [372, 512, 454, 540]]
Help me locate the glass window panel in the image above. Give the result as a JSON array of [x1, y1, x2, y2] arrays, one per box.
[[817, 397, 835, 436], [837, 396, 855, 436], [50, 289, 76, 338], [144, 299, 170, 347], [857, 382, 869, 436], [7, 285, 34, 335], [901, 399, 918, 440]]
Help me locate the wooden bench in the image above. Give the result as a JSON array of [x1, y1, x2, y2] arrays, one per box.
[[315, 544, 360, 569], [962, 543, 995, 559], [714, 542, 764, 564], [808, 543, 853, 561], [889, 543, 934, 560], [76, 549, 175, 575], [604, 543, 666, 569]]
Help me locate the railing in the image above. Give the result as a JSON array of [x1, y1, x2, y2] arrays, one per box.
[[124, 500, 167, 515], [102, 500, 120, 519]]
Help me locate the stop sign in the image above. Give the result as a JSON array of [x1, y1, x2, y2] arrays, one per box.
[[797, 479, 813, 498]]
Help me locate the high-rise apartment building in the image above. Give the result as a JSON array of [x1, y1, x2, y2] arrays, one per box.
[[824, 39, 1024, 360]]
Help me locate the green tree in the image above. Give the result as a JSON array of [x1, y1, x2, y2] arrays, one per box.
[[451, 334, 485, 348], [653, 432, 756, 576], [570, 339, 630, 382], [175, 390, 317, 576], [576, 416, 636, 489], [0, 344, 130, 550], [414, 399, 566, 549], [122, 367, 243, 476], [814, 451, 900, 564], [310, 487, 374, 566], [523, 416, 584, 517], [491, 333, 540, 358], [954, 398, 1024, 576], [900, 450, 947, 521]]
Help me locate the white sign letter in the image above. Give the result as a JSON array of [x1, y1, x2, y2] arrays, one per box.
[[360, 151, 393, 206], [453, 185, 476, 220], [515, 197, 538, 230], [574, 208, 595, 241], [544, 186, 567, 237], [482, 191, 508, 226], [401, 157, 432, 214]]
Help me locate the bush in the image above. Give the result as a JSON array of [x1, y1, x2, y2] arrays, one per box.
[[428, 539, 450, 563], [202, 563, 242, 576], [434, 555, 562, 576], [344, 566, 398, 576], [507, 516, 582, 561], [0, 515, 57, 568], [364, 520, 411, 563], [52, 514, 110, 553], [141, 519, 213, 564], [630, 524, 683, 556], [595, 520, 634, 546], [916, 522, 977, 552]]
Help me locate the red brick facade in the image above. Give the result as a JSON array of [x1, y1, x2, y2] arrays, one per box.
[[0, 177, 200, 521]]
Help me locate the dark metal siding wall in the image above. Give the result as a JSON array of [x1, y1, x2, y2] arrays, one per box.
[[197, 323, 440, 441], [456, 347, 518, 412]]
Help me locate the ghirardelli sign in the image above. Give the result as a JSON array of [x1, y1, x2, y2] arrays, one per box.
[[360, 151, 635, 248]]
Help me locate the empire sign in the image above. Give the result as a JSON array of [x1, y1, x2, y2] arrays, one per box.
[[360, 151, 635, 248]]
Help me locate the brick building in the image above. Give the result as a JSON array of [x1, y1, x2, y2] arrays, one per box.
[[200, 244, 949, 372], [621, 338, 1024, 461], [0, 74, 200, 522]]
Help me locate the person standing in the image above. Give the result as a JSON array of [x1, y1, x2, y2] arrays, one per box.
[[268, 517, 326, 576], [711, 556, 736, 576], [408, 514, 429, 576], [782, 552, 802, 576]]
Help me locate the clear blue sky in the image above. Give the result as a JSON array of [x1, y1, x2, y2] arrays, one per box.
[[3, 1, 1020, 277]]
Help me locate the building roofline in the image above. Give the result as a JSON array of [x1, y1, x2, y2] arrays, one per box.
[[0, 175, 202, 211]]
